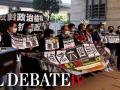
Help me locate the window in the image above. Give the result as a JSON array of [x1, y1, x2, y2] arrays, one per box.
[[86, 0, 106, 20]]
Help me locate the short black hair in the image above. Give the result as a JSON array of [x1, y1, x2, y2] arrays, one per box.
[[68, 23, 75, 29]]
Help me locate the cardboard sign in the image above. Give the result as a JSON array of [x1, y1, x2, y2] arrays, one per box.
[[63, 38, 75, 49]]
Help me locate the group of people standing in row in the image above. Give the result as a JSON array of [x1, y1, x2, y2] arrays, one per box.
[[0, 20, 120, 90], [56, 23, 120, 71]]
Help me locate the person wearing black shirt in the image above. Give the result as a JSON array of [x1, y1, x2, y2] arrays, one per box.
[[1, 21, 17, 47], [116, 26, 120, 71]]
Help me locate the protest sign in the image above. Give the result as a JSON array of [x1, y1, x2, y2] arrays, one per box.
[[56, 50, 69, 64], [45, 37, 59, 50], [101, 35, 120, 43], [44, 51, 59, 65], [63, 38, 75, 49]]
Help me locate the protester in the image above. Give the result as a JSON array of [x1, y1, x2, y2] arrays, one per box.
[[85, 24, 94, 43], [74, 23, 87, 45], [116, 26, 120, 34], [105, 26, 116, 66], [115, 26, 120, 71], [1, 21, 17, 47], [90, 24, 102, 45], [38, 28, 54, 51], [106, 26, 116, 35], [21, 22, 43, 90], [68, 23, 76, 32], [58, 24, 72, 49]]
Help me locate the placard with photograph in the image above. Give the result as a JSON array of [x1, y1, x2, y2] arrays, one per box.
[[45, 37, 59, 50]]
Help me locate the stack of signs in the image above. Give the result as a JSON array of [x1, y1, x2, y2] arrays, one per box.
[[45, 37, 59, 50], [44, 51, 59, 65], [63, 38, 75, 49], [101, 35, 120, 43], [11, 34, 39, 49]]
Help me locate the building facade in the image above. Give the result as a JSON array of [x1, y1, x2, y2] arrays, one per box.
[[70, 0, 120, 27]]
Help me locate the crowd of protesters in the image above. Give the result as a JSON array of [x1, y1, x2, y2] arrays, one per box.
[[0, 20, 120, 90]]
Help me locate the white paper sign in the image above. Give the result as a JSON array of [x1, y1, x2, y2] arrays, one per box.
[[44, 51, 59, 65], [56, 50, 69, 64]]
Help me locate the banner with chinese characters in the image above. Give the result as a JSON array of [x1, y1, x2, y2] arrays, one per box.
[[101, 35, 120, 43], [43, 44, 105, 75], [44, 44, 100, 64], [1, 11, 47, 32], [11, 34, 39, 49]]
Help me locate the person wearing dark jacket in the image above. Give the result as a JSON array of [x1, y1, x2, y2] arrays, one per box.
[[115, 26, 120, 71], [1, 21, 17, 47]]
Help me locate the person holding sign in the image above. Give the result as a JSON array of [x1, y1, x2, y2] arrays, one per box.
[[58, 25, 73, 49], [105, 26, 116, 66], [21, 22, 42, 90], [115, 26, 120, 71]]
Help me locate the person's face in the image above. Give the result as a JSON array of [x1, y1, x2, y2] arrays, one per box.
[[100, 25, 104, 29], [82, 25, 85, 30], [26, 25, 33, 33], [109, 27, 114, 30], [89, 25, 93, 30], [9, 23, 17, 33], [118, 27, 120, 31], [63, 25, 70, 34]]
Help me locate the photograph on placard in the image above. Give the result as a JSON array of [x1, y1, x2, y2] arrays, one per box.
[[30, 35, 39, 47]]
